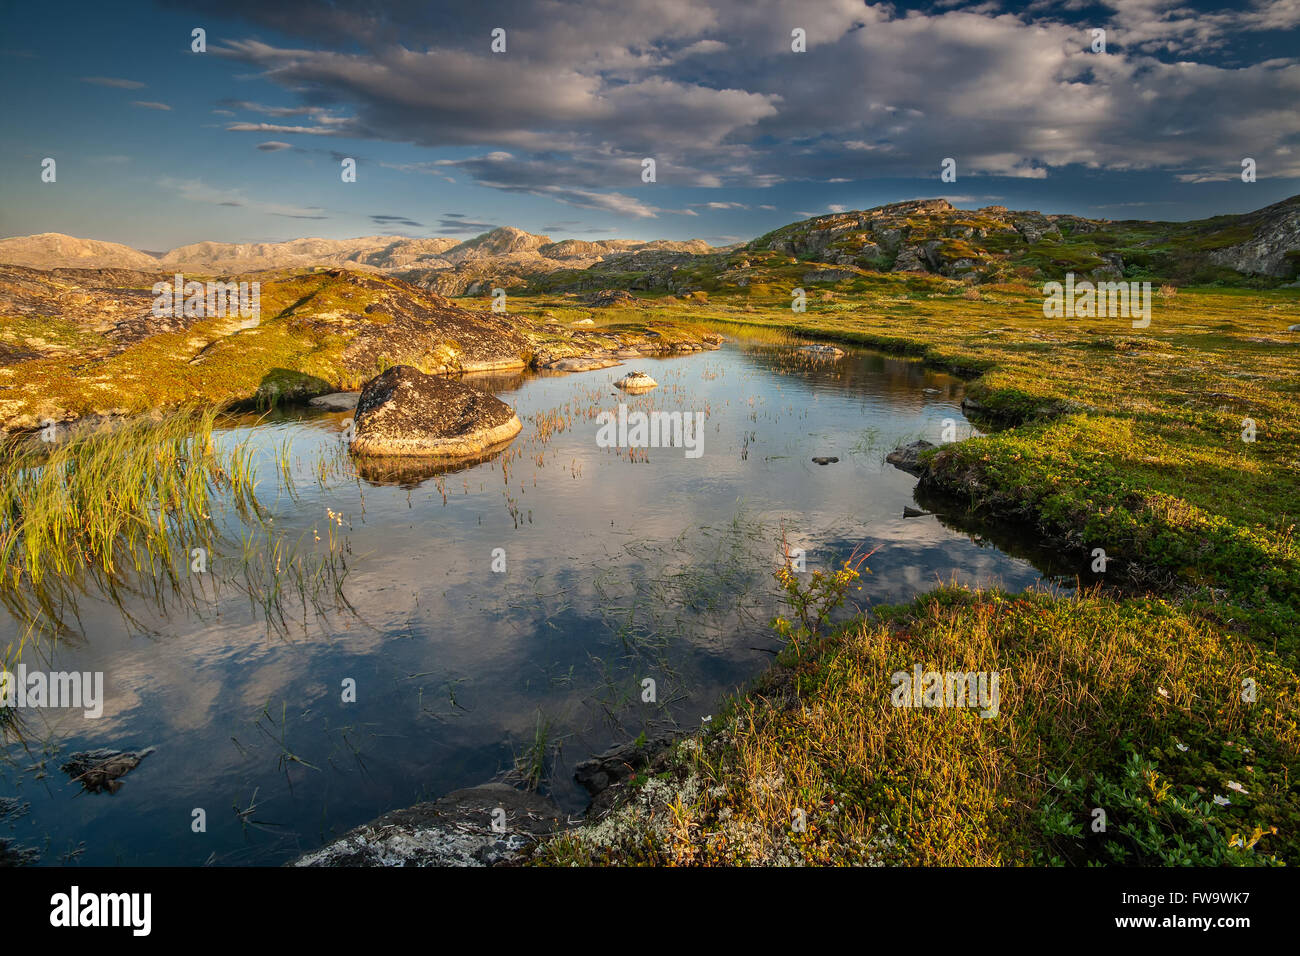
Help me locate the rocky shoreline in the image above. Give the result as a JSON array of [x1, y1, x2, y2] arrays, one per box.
[[290, 735, 679, 867]]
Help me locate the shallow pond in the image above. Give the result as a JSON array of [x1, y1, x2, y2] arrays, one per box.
[[1, 339, 1071, 865]]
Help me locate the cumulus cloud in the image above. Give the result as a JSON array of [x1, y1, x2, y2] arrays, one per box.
[[173, 0, 1300, 203]]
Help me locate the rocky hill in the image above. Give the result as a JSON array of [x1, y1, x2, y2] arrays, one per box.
[[743, 196, 1300, 284], [0, 234, 164, 271], [524, 196, 1299, 298]]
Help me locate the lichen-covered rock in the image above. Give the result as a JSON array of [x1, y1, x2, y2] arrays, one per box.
[[290, 784, 562, 867], [350, 365, 521, 458]]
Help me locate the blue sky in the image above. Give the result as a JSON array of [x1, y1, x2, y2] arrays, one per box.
[[2, 0, 1298, 250]]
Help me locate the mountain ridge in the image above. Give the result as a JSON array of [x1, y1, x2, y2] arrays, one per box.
[[2, 196, 1297, 291]]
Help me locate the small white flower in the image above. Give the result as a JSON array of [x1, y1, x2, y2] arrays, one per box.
[[1227, 781, 1249, 795], [1175, 742, 1189, 752], [1213, 794, 1231, 806], [1157, 687, 1169, 698]]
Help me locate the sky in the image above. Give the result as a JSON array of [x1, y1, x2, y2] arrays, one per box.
[[1, 0, 1298, 251]]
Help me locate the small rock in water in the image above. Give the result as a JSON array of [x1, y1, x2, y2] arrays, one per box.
[[811, 456, 839, 465], [902, 506, 932, 518], [886, 439, 937, 476], [614, 371, 658, 393], [61, 747, 155, 794], [571, 318, 595, 326], [1288, 324, 1300, 332]]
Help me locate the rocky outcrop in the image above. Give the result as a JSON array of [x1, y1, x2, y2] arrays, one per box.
[[290, 783, 563, 867], [1011, 213, 1061, 244], [547, 356, 622, 372], [586, 289, 637, 307], [1207, 197, 1300, 277], [349, 365, 522, 458], [802, 268, 858, 283], [891, 245, 931, 273]]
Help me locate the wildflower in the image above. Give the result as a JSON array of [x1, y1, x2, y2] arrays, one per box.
[[1227, 781, 1248, 795], [1157, 687, 1169, 698], [1213, 795, 1231, 806], [1175, 742, 1188, 752]]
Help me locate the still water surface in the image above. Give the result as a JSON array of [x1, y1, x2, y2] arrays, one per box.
[[1, 340, 1066, 865]]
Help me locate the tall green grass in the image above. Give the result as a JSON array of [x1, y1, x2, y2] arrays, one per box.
[[0, 409, 353, 661], [0, 408, 259, 593]]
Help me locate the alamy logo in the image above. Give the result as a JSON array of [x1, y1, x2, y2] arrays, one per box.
[[50, 886, 151, 936], [1042, 273, 1151, 327], [151, 274, 260, 320], [0, 665, 103, 718], [890, 665, 1000, 718], [595, 404, 705, 459]]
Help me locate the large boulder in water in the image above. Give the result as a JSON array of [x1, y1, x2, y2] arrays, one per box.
[[350, 365, 522, 458]]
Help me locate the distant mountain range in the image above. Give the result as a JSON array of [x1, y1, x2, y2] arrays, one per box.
[[2, 196, 1297, 295], [0, 228, 721, 286]]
